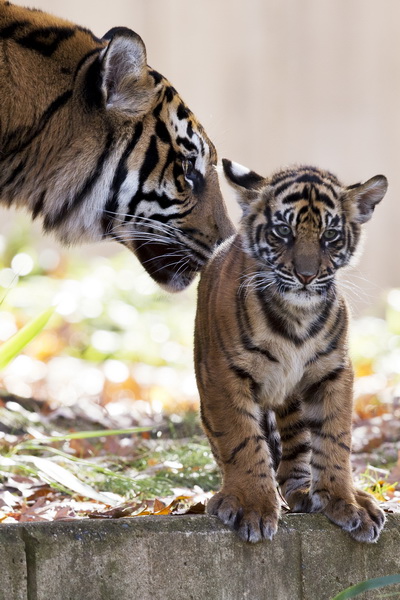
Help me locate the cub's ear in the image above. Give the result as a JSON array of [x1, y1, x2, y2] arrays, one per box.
[[100, 27, 153, 116], [222, 159, 265, 213], [222, 159, 264, 191], [347, 175, 388, 224]]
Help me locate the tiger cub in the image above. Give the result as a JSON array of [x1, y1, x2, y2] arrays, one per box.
[[195, 160, 387, 543], [0, 2, 233, 291]]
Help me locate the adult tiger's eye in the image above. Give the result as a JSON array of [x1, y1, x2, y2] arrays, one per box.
[[322, 229, 339, 241], [182, 157, 196, 176], [275, 225, 291, 237]]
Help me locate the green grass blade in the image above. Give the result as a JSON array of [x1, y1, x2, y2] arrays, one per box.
[[332, 575, 400, 599], [15, 427, 152, 449], [0, 307, 55, 370], [34, 427, 152, 443]]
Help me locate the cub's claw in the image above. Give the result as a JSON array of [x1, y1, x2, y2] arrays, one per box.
[[207, 491, 279, 543], [322, 490, 385, 543]]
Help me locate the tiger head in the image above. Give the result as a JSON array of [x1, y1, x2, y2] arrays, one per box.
[[63, 28, 235, 291], [222, 159, 387, 304], [0, 7, 234, 292]]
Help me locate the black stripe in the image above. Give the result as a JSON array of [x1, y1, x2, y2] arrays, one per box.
[[231, 364, 255, 381], [296, 174, 324, 186], [149, 69, 163, 85], [4, 90, 72, 157], [125, 136, 161, 218], [278, 473, 310, 486], [280, 430, 303, 443], [212, 308, 260, 394], [282, 191, 306, 204], [3, 161, 24, 188], [200, 405, 225, 438], [164, 86, 176, 102], [178, 228, 211, 254], [236, 291, 279, 363], [307, 299, 334, 338], [273, 179, 296, 197], [82, 54, 104, 109], [102, 122, 144, 234], [279, 419, 307, 438], [186, 121, 194, 139], [73, 47, 102, 81], [0, 20, 30, 39], [306, 418, 325, 431], [256, 287, 333, 346], [32, 191, 46, 220], [246, 213, 258, 249], [270, 171, 297, 187], [176, 136, 197, 153], [254, 223, 263, 248], [158, 146, 177, 186], [306, 305, 346, 365], [134, 206, 196, 225], [281, 442, 311, 462], [310, 460, 325, 470], [311, 446, 329, 458], [155, 120, 171, 145], [338, 442, 351, 452], [315, 190, 335, 209], [45, 130, 114, 230], [276, 399, 301, 419], [177, 103, 189, 120], [261, 410, 281, 470], [235, 407, 259, 422], [304, 366, 346, 402], [132, 190, 189, 217], [17, 26, 76, 57], [139, 136, 159, 186], [226, 437, 251, 464], [312, 487, 329, 496]]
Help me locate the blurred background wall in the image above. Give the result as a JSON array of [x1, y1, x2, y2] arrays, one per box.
[[5, 0, 400, 315]]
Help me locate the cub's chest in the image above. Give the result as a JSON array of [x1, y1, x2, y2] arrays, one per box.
[[259, 343, 312, 407], [254, 328, 343, 408]]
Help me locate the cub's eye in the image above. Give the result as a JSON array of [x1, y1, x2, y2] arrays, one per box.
[[274, 225, 292, 237], [322, 229, 339, 241]]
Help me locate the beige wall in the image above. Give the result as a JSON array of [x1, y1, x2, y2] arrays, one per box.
[[7, 0, 400, 314]]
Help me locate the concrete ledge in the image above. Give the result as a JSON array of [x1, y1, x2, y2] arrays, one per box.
[[1, 514, 400, 600]]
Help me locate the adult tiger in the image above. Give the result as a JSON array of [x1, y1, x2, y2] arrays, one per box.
[[0, 1, 233, 290], [195, 160, 387, 543]]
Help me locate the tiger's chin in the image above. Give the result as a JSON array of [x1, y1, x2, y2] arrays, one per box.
[[134, 240, 200, 292], [282, 286, 324, 307]]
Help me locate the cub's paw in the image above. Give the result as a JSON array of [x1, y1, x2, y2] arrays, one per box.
[[207, 492, 280, 543], [285, 487, 314, 513], [351, 489, 386, 542], [322, 491, 385, 543]]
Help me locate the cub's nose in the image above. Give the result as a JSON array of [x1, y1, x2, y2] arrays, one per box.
[[294, 270, 317, 286]]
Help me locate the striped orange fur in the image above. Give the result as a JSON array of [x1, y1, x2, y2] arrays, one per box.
[[195, 160, 387, 543], [0, 1, 233, 291]]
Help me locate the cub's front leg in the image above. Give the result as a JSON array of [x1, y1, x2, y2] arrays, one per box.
[[199, 375, 280, 543], [303, 363, 385, 542]]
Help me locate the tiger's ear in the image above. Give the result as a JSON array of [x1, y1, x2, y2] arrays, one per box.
[[100, 27, 153, 116], [347, 175, 388, 224], [222, 159, 265, 213]]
